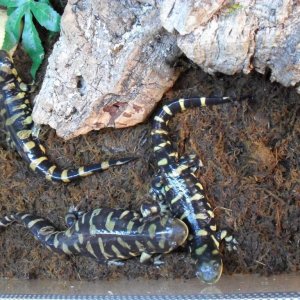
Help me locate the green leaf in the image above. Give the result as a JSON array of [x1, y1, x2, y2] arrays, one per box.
[[0, 0, 28, 8], [30, 2, 60, 32], [2, 3, 29, 51], [22, 10, 44, 78], [38, 0, 50, 4], [7, 7, 17, 15]]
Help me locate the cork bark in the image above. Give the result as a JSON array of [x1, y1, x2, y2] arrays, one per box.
[[32, 0, 300, 139], [32, 0, 181, 139]]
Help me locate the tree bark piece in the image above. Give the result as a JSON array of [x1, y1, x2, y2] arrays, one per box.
[[32, 0, 181, 139], [161, 0, 300, 90]]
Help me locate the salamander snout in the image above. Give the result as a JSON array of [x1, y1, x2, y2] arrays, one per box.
[[196, 259, 223, 284], [168, 218, 189, 249]]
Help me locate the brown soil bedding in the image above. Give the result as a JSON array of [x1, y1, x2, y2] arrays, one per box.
[[0, 60, 299, 280]]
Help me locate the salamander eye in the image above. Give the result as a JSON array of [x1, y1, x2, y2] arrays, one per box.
[[195, 259, 223, 284]]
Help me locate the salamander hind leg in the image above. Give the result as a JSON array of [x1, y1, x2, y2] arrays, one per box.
[[149, 174, 166, 201], [216, 229, 238, 251], [107, 260, 125, 267], [140, 252, 154, 264]]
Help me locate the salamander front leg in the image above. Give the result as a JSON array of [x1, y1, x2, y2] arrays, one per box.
[[18, 80, 36, 93], [140, 201, 169, 217], [64, 205, 85, 227], [178, 154, 203, 174], [216, 229, 238, 251]]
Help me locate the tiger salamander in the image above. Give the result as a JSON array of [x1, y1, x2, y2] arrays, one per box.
[[0, 50, 134, 182], [151, 96, 249, 283], [0, 205, 188, 264]]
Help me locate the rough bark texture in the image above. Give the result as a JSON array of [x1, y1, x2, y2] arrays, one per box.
[[33, 0, 181, 139], [32, 0, 300, 139], [162, 0, 300, 87]]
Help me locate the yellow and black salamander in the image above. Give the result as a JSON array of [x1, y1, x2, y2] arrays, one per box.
[[0, 205, 188, 264], [151, 96, 250, 283], [0, 50, 135, 182]]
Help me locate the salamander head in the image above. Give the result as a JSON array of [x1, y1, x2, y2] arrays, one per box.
[[155, 216, 189, 252], [195, 257, 223, 284], [169, 218, 189, 248]]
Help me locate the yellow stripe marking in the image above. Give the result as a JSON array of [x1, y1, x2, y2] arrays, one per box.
[[154, 116, 165, 123], [162, 106, 173, 115], [137, 223, 146, 234], [29, 156, 48, 171], [11, 103, 27, 111], [171, 193, 182, 204], [168, 152, 177, 157], [225, 235, 233, 242], [119, 210, 130, 219], [86, 241, 97, 258], [22, 116, 33, 125], [147, 240, 155, 249], [17, 130, 32, 140], [211, 235, 220, 248], [111, 245, 125, 259], [127, 220, 135, 232], [27, 218, 44, 228], [64, 229, 72, 238], [195, 244, 207, 255], [197, 229, 208, 236], [105, 212, 115, 231], [158, 158, 168, 166], [210, 224, 217, 231], [4, 92, 26, 103], [101, 161, 110, 169], [135, 241, 144, 250], [190, 193, 204, 201], [78, 234, 84, 244], [39, 144, 46, 154], [117, 237, 131, 250], [179, 99, 186, 111], [54, 234, 59, 248], [73, 242, 81, 252], [200, 97, 206, 106], [61, 170, 71, 183], [148, 224, 156, 239], [159, 237, 166, 249], [151, 129, 168, 135], [78, 166, 93, 177], [46, 165, 56, 181], [195, 213, 208, 220], [98, 237, 111, 259], [23, 141, 36, 152], [62, 243, 72, 254], [21, 214, 31, 220], [196, 182, 204, 190], [219, 230, 227, 240], [5, 111, 25, 126], [207, 210, 215, 218]]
